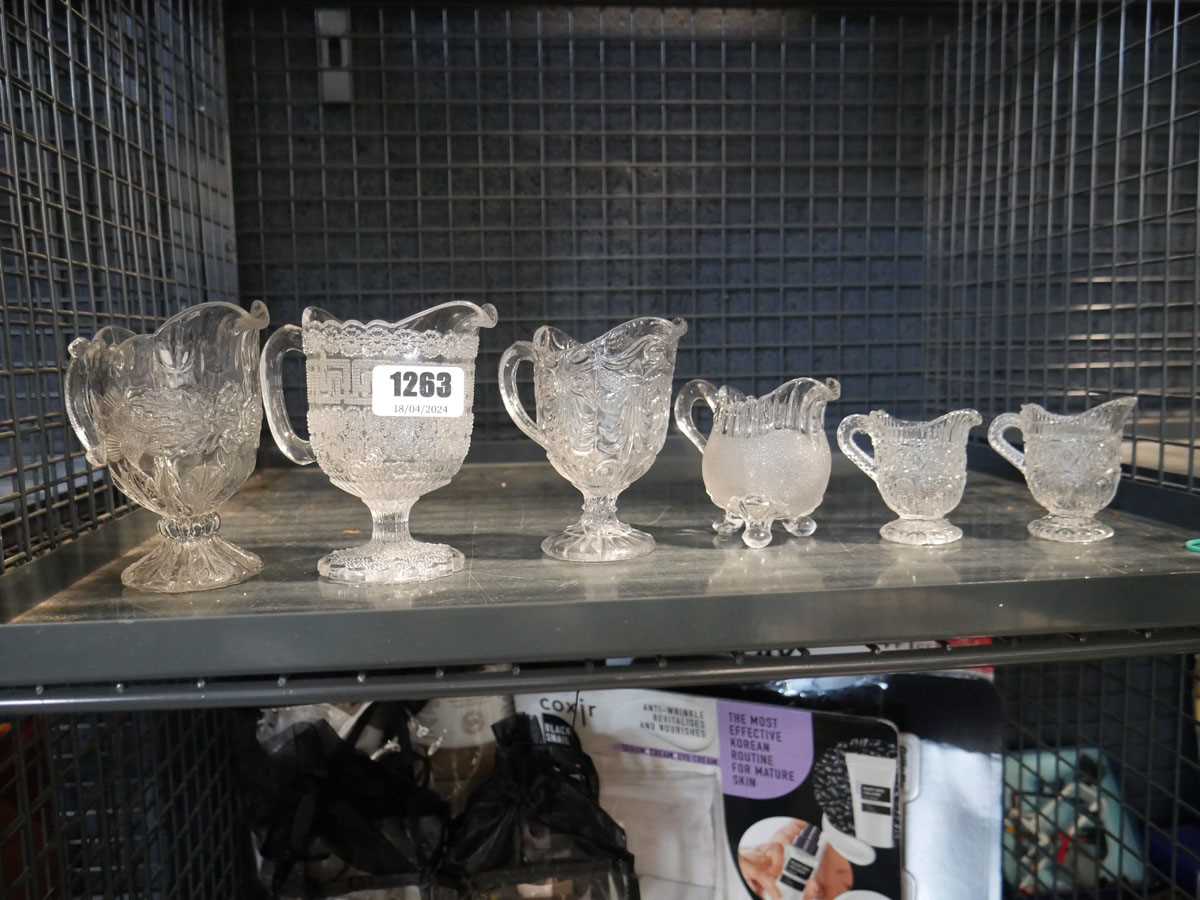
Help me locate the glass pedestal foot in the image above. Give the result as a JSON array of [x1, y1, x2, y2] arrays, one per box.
[[782, 516, 817, 538], [1027, 514, 1112, 543], [880, 517, 963, 546], [541, 516, 655, 562], [318, 540, 465, 584], [122, 531, 262, 593]]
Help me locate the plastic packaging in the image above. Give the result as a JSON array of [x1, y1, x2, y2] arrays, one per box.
[[758, 673, 1005, 900], [241, 703, 450, 898], [445, 714, 639, 899]]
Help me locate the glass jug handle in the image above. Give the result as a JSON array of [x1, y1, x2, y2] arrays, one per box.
[[673, 379, 718, 453], [836, 414, 879, 481], [987, 412, 1026, 474], [64, 339, 107, 467], [498, 341, 546, 447], [259, 325, 317, 465]]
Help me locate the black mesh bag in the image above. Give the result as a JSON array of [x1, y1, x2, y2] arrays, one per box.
[[445, 714, 639, 899]]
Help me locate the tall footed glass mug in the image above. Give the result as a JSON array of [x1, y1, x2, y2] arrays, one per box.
[[674, 377, 842, 548], [259, 302, 498, 583], [987, 397, 1137, 543], [64, 301, 269, 592], [499, 317, 687, 562], [837, 408, 981, 546]]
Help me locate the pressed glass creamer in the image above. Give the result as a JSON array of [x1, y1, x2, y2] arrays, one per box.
[[65, 301, 269, 592], [260, 302, 498, 583], [988, 397, 1137, 543], [837, 408, 981, 545], [674, 377, 842, 548], [499, 317, 687, 562]]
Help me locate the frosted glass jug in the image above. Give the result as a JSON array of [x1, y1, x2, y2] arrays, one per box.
[[988, 398, 1137, 543], [837, 408, 981, 545], [259, 302, 498, 583], [499, 317, 687, 562], [64, 301, 269, 592], [674, 377, 842, 548]]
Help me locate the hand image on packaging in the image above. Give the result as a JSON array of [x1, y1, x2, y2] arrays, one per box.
[[737, 818, 853, 900]]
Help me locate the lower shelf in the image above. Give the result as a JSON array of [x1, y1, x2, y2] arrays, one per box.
[[2, 654, 1195, 899]]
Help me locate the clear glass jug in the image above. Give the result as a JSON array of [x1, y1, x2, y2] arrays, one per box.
[[259, 302, 498, 582], [837, 408, 981, 545], [498, 317, 687, 562], [987, 398, 1137, 542], [674, 377, 842, 548], [64, 301, 269, 592]]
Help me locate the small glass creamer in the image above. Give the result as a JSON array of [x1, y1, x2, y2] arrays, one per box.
[[988, 398, 1136, 543], [675, 377, 841, 548], [837, 408, 981, 545]]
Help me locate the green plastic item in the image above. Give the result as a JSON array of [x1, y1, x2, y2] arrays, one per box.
[[1186, 539, 1200, 553]]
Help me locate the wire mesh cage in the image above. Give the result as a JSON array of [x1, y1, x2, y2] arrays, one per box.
[[0, 0, 237, 572], [225, 4, 949, 440], [1, 1, 1200, 898], [997, 655, 1200, 898], [0, 709, 249, 899], [928, 1, 1200, 495]]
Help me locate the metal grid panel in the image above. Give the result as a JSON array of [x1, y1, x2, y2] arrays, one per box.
[[0, 0, 238, 572], [998, 655, 1200, 898], [227, 4, 945, 439], [928, 0, 1200, 493], [0, 709, 248, 898], [0, 718, 58, 899]]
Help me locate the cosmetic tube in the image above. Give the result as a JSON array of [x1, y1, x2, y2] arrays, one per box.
[[844, 751, 897, 848]]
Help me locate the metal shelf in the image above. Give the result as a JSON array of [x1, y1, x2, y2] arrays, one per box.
[[7, 628, 1200, 715], [2, 443, 1200, 713]]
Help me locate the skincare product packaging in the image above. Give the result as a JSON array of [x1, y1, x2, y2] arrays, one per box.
[[516, 689, 902, 900], [765, 672, 1005, 900]]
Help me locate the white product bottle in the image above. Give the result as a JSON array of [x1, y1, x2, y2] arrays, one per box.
[[778, 823, 824, 898], [844, 751, 898, 848], [415, 689, 514, 812]]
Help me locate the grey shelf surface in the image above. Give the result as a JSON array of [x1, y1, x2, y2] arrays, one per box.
[[3, 443, 1200, 703]]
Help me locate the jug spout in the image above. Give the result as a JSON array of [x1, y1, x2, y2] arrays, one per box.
[[153, 301, 268, 380], [600, 316, 687, 346], [930, 407, 984, 443], [589, 317, 687, 373], [1078, 396, 1137, 434], [786, 377, 841, 435], [395, 300, 498, 335]]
